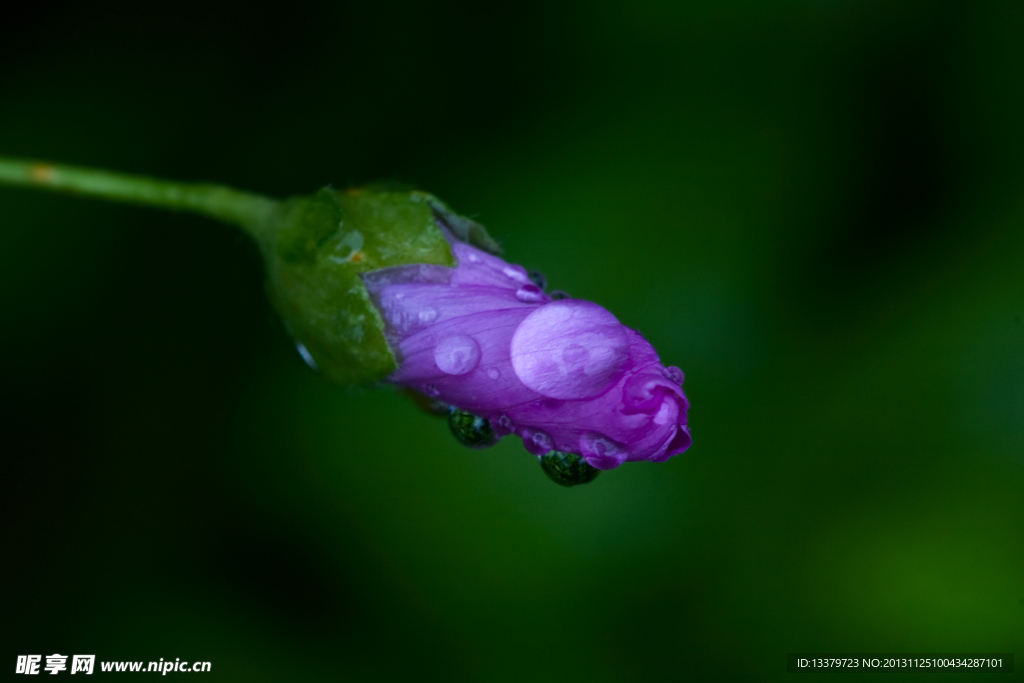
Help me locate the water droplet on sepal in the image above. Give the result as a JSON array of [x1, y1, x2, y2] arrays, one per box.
[[448, 408, 499, 448], [295, 341, 320, 372], [528, 270, 547, 290], [539, 450, 600, 487]]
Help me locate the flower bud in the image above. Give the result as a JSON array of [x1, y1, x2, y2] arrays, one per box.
[[261, 184, 691, 469], [363, 223, 692, 470]]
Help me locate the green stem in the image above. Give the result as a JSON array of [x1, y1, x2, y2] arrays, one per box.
[[0, 156, 281, 239]]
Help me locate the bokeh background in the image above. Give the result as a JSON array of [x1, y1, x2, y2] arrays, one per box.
[[2, 1, 1023, 680]]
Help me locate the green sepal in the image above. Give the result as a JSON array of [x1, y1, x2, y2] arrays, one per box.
[[275, 187, 344, 263], [429, 198, 502, 255], [259, 187, 466, 387]]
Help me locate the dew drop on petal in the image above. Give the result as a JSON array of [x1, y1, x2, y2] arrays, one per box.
[[434, 335, 481, 375], [502, 266, 531, 284], [579, 431, 629, 469], [663, 365, 685, 385], [487, 368, 500, 379], [448, 408, 498, 448], [528, 270, 547, 290], [510, 300, 629, 400], [418, 307, 438, 325], [493, 414, 514, 436], [521, 427, 554, 456], [549, 290, 571, 300], [515, 284, 546, 304], [539, 450, 600, 487]]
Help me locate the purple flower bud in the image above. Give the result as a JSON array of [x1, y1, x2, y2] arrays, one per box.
[[363, 234, 691, 470]]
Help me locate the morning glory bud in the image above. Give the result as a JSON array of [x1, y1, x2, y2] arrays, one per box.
[[0, 154, 691, 474], [362, 223, 692, 470]]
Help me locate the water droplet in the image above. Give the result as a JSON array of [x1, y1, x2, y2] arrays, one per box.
[[327, 229, 365, 263], [539, 450, 600, 487], [448, 408, 499, 448], [423, 384, 441, 398], [487, 368, 500, 379], [579, 432, 629, 469], [510, 300, 629, 400], [493, 414, 514, 436], [434, 335, 481, 375], [521, 428, 553, 456], [295, 342, 319, 372], [502, 266, 531, 284], [418, 307, 438, 324], [549, 290, 570, 300], [528, 270, 547, 290], [515, 284, 546, 304], [663, 365, 684, 385]]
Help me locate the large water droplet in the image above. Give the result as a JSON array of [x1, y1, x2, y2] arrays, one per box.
[[515, 284, 546, 304], [579, 432, 629, 469], [448, 408, 498, 448], [510, 300, 629, 400], [434, 335, 481, 375], [521, 427, 554, 456], [539, 450, 600, 487]]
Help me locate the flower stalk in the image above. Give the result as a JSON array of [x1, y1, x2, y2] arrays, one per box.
[[0, 156, 279, 239]]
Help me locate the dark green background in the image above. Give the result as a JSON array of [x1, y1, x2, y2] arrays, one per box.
[[2, 1, 1022, 680]]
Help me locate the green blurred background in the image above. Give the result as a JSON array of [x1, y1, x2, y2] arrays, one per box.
[[2, 1, 1023, 680]]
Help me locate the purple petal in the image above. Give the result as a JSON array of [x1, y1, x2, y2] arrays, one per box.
[[365, 233, 692, 470]]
